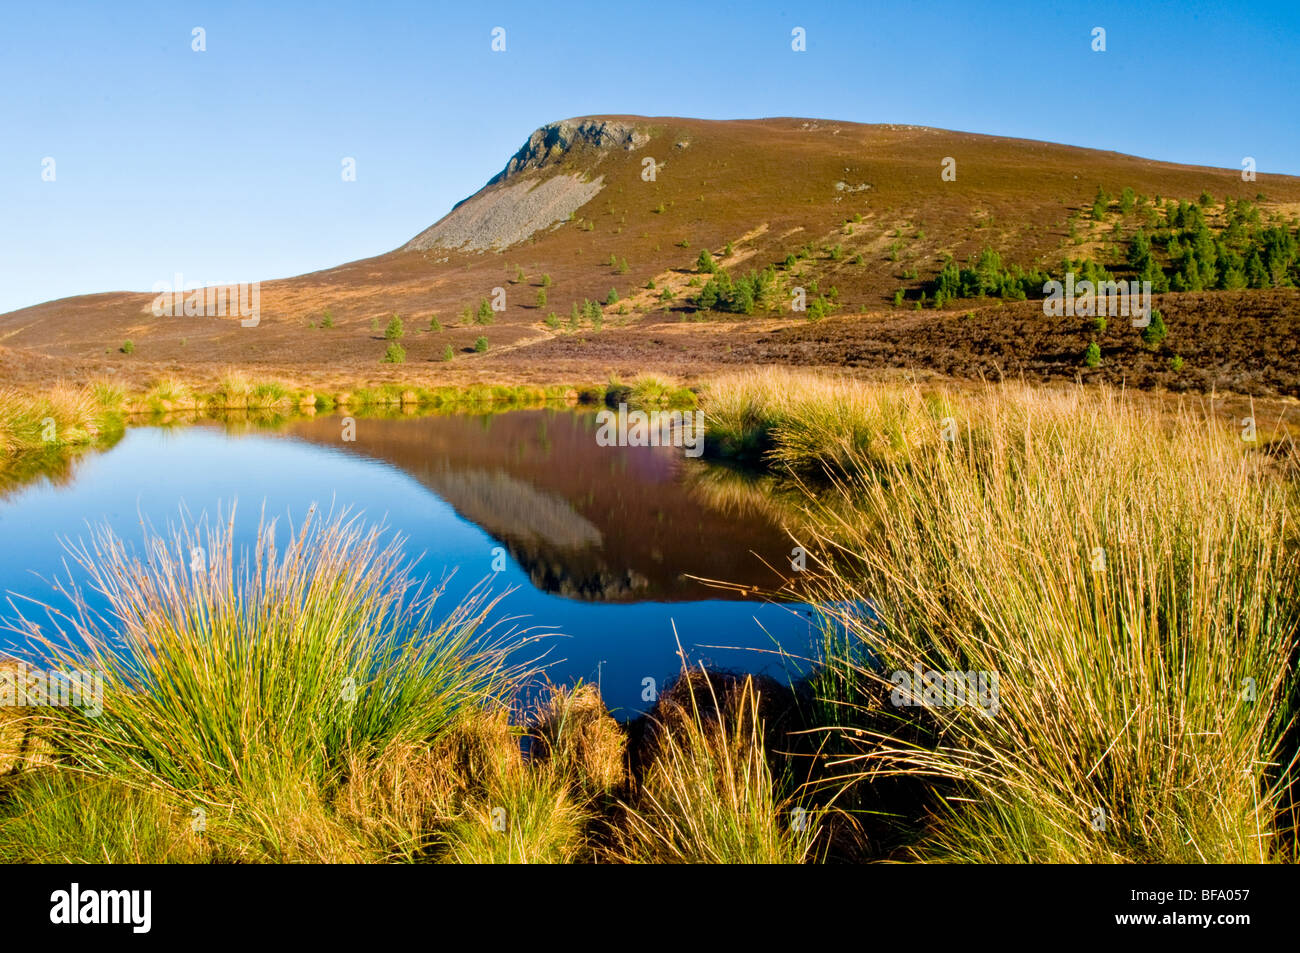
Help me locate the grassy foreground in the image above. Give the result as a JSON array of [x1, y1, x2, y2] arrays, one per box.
[[1, 369, 1296, 863], [0, 508, 814, 863], [705, 368, 1300, 862]]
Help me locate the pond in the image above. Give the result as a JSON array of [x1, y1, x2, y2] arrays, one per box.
[[0, 408, 818, 717]]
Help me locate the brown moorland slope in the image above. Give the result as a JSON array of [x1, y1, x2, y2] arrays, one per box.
[[3, 115, 1299, 396]]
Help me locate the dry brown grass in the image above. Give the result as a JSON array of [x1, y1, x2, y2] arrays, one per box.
[[530, 682, 628, 798], [0, 661, 56, 777], [615, 670, 818, 864], [764, 372, 1300, 862], [0, 383, 112, 458]]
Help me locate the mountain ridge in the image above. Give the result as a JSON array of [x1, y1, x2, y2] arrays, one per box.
[[3, 115, 1298, 398]]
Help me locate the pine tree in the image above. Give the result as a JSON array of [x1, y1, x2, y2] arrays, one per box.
[[1142, 308, 1167, 349], [1091, 187, 1109, 221], [1127, 229, 1152, 271]]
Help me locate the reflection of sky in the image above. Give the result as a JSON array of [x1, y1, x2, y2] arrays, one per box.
[[0, 424, 813, 716]]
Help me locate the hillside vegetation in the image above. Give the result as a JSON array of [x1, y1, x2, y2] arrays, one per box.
[[3, 116, 1298, 397]]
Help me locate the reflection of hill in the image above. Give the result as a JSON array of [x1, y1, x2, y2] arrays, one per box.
[[433, 467, 602, 550], [284, 409, 796, 603]]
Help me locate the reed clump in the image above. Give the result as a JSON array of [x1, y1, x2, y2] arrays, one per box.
[[0, 507, 535, 862], [2, 509, 813, 864], [0, 383, 122, 459], [614, 669, 822, 864], [771, 375, 1300, 862]]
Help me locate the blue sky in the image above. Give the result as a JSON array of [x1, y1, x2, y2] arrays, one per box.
[[2, 0, 1296, 314]]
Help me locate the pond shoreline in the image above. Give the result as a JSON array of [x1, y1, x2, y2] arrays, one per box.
[[2, 370, 1296, 864]]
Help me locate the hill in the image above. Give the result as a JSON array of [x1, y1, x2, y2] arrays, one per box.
[[3, 115, 1299, 396]]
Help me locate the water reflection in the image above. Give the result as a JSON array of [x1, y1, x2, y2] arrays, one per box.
[[283, 410, 798, 603], [0, 407, 815, 716]]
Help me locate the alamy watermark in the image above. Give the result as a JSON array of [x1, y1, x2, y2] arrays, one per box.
[[1, 662, 103, 717], [595, 403, 705, 458], [50, 883, 150, 933], [1042, 274, 1152, 326], [889, 665, 999, 717], [150, 272, 260, 326]]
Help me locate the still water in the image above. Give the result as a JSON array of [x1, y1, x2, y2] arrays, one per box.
[[0, 408, 816, 716]]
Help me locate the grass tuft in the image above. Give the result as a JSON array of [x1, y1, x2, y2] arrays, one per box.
[[3, 507, 535, 862]]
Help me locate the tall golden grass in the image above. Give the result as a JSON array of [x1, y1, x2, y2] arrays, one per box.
[[1, 507, 538, 861], [0, 508, 806, 864], [705, 368, 1299, 862], [0, 382, 122, 459], [615, 669, 821, 863], [4, 369, 1294, 863]]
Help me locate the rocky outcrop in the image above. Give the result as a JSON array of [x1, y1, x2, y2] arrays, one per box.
[[488, 118, 650, 185], [402, 118, 649, 253]]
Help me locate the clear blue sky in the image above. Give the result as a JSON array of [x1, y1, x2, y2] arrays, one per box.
[[2, 0, 1296, 314]]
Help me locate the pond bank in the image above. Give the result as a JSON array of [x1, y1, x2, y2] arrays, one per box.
[[2, 369, 1296, 863]]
